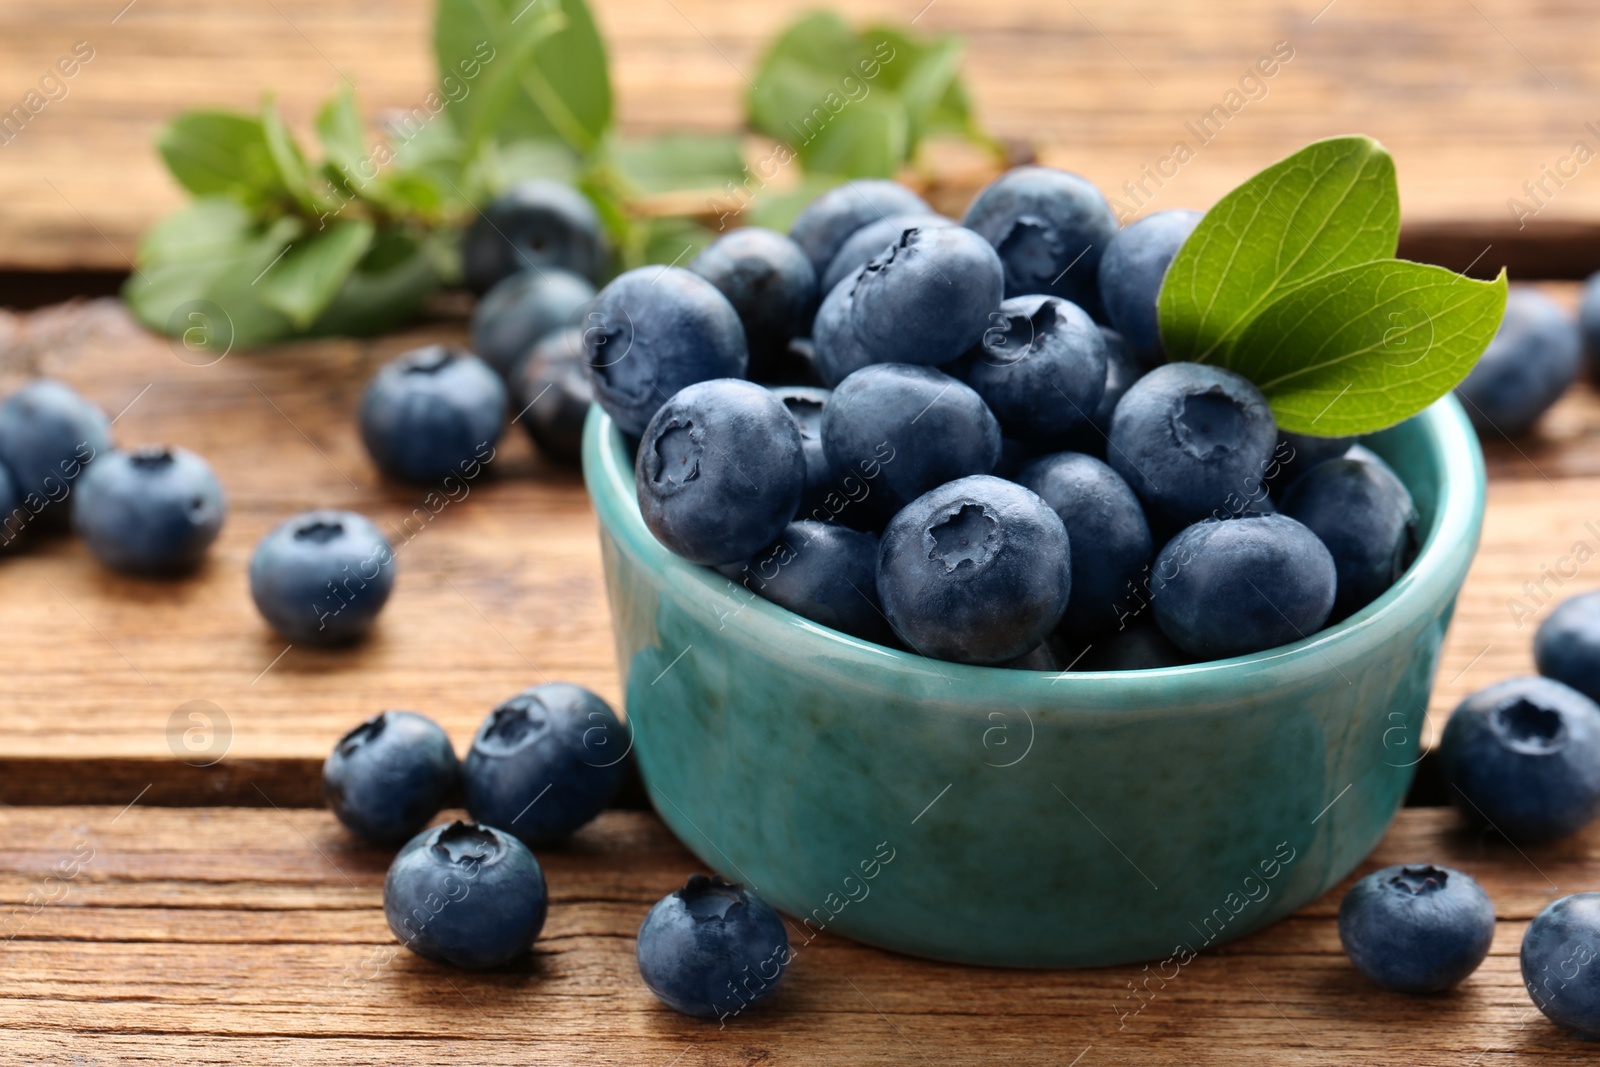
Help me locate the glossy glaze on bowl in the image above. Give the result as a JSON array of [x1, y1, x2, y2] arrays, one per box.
[[584, 399, 1485, 967]]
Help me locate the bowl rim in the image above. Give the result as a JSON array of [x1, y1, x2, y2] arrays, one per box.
[[583, 395, 1486, 708]]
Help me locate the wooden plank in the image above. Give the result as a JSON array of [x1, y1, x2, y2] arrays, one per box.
[[0, 805, 1592, 1064], [0, 291, 1589, 796], [3, 0, 1600, 271]]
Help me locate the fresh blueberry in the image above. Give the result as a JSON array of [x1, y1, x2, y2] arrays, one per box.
[[1438, 676, 1600, 842], [0, 460, 19, 546], [1267, 430, 1353, 492], [469, 267, 596, 381], [1107, 362, 1278, 528], [877, 474, 1071, 665], [787, 179, 931, 278], [1096, 209, 1202, 368], [722, 520, 890, 644], [768, 385, 833, 520], [820, 212, 956, 295], [1338, 864, 1495, 993], [384, 820, 547, 969], [962, 166, 1119, 313], [360, 345, 506, 484], [689, 228, 816, 376], [1058, 327, 1141, 456], [1062, 622, 1190, 671], [813, 226, 1005, 386], [1151, 514, 1336, 659], [821, 364, 1000, 528], [463, 682, 629, 845], [1016, 452, 1153, 635], [72, 446, 226, 575], [1281, 451, 1418, 621], [512, 327, 592, 465], [0, 378, 110, 521], [462, 179, 607, 294], [1456, 287, 1580, 437], [1580, 271, 1600, 378], [324, 710, 459, 844], [636, 379, 804, 566], [249, 509, 395, 645], [1523, 893, 1600, 1037], [957, 295, 1107, 447], [637, 873, 790, 1019], [1536, 592, 1600, 703], [583, 266, 748, 438]]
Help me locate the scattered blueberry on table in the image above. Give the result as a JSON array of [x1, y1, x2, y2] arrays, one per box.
[[323, 710, 459, 844], [637, 874, 790, 1019], [1338, 863, 1495, 993], [461, 179, 609, 295], [1535, 591, 1600, 703], [1523, 893, 1600, 1037], [359, 344, 506, 484], [249, 509, 396, 645], [73, 445, 226, 575], [0, 378, 110, 522], [1455, 286, 1581, 437]]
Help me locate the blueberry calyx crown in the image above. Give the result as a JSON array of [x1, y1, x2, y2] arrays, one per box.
[[981, 301, 1056, 366], [293, 518, 345, 544], [652, 421, 702, 488], [1174, 388, 1247, 460], [675, 873, 747, 921], [336, 712, 387, 757], [1389, 864, 1449, 896], [476, 696, 549, 754], [402, 346, 460, 375], [1493, 697, 1567, 755], [431, 821, 502, 866], [128, 446, 176, 471], [928, 503, 997, 571], [996, 217, 1063, 287]]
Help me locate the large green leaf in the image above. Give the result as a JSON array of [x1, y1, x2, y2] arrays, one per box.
[[1227, 262, 1509, 434], [436, 0, 611, 156], [1159, 136, 1400, 364], [258, 219, 376, 328], [157, 112, 286, 206]]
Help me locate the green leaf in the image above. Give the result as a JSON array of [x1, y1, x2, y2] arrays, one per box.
[[436, 0, 611, 156], [1224, 261, 1509, 435], [258, 219, 377, 328], [609, 133, 745, 194], [316, 87, 369, 177], [1159, 135, 1400, 364], [157, 111, 285, 205], [260, 97, 318, 209], [312, 229, 446, 336]]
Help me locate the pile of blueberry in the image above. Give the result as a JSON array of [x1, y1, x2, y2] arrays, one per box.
[[0, 377, 226, 574], [578, 170, 1420, 668], [327, 683, 787, 1018], [1333, 591, 1600, 1034]]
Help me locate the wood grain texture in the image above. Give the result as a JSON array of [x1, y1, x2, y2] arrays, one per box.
[[2, 0, 1600, 270], [0, 804, 1593, 1065]]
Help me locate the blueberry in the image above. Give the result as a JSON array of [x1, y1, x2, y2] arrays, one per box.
[[249, 509, 395, 645], [462, 179, 607, 294], [1280, 450, 1418, 620], [636, 379, 804, 566], [1016, 452, 1153, 635], [463, 682, 629, 845], [689, 228, 816, 377], [819, 212, 956, 295], [1106, 362, 1278, 528], [323, 710, 459, 844], [1523, 893, 1600, 1037], [0, 378, 110, 521], [1338, 864, 1495, 993], [1536, 593, 1600, 703], [813, 226, 1005, 386], [583, 266, 748, 438], [0, 460, 19, 546], [962, 166, 1119, 313], [787, 179, 930, 278], [359, 345, 507, 484], [1096, 209, 1202, 368], [512, 327, 592, 465], [1267, 429, 1353, 492], [821, 364, 1000, 528], [1151, 514, 1336, 659], [1456, 287, 1580, 436], [768, 385, 833, 519], [637, 873, 790, 1019], [1062, 622, 1190, 671], [384, 821, 547, 969], [469, 267, 596, 380], [1581, 271, 1600, 378], [723, 520, 890, 644], [1057, 326, 1141, 456], [957, 295, 1107, 447], [877, 474, 1071, 665], [1438, 677, 1600, 843], [72, 446, 226, 575]]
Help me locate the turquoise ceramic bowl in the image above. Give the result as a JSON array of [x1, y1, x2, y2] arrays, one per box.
[[584, 397, 1485, 967]]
